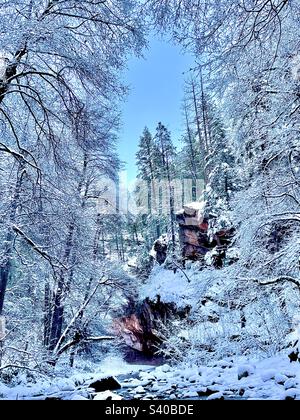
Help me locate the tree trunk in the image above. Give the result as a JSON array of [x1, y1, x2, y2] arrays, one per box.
[[184, 104, 198, 201], [191, 77, 208, 186], [45, 153, 90, 351], [0, 165, 25, 315], [46, 222, 75, 351]]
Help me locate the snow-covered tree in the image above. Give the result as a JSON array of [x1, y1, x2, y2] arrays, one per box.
[[147, 0, 300, 358], [0, 0, 145, 369]]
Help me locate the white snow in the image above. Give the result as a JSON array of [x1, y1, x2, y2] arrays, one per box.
[[71, 395, 89, 401], [94, 390, 123, 400], [182, 390, 199, 398], [0, 354, 153, 401], [134, 386, 146, 394], [274, 373, 288, 384], [1, 352, 300, 400], [140, 266, 196, 307], [183, 201, 205, 212], [207, 392, 224, 400], [237, 364, 255, 379], [261, 370, 276, 382], [139, 353, 300, 400]]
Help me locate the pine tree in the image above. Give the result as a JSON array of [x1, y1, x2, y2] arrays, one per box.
[[135, 127, 163, 241], [177, 102, 205, 202], [136, 127, 157, 215], [205, 105, 235, 217], [154, 123, 177, 251]]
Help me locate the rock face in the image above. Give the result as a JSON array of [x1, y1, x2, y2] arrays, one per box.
[[117, 202, 234, 355], [115, 297, 189, 354], [176, 202, 233, 267], [114, 314, 144, 352]]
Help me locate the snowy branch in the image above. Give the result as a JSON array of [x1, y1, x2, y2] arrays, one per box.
[[12, 225, 66, 270]]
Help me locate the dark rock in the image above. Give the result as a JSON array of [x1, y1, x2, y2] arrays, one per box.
[[197, 388, 218, 397], [153, 238, 168, 265], [230, 335, 242, 342], [89, 376, 121, 392], [288, 350, 299, 363], [177, 203, 234, 266], [238, 366, 254, 380], [238, 372, 249, 380]]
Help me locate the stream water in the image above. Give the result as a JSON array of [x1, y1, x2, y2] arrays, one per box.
[[123, 348, 165, 367]]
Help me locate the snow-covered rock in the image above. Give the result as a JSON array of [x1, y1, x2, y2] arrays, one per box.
[[134, 386, 146, 394], [121, 378, 147, 388], [275, 374, 288, 385], [261, 370, 276, 382], [188, 375, 200, 384], [139, 371, 156, 381], [57, 379, 76, 392], [284, 378, 299, 390], [151, 383, 162, 392], [94, 391, 123, 401], [216, 360, 233, 369], [238, 365, 255, 380], [284, 388, 300, 400], [207, 392, 224, 400], [160, 364, 172, 373], [71, 395, 89, 401], [183, 367, 200, 381], [182, 391, 199, 399]]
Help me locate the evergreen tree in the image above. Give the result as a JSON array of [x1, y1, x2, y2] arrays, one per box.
[[177, 102, 205, 202], [135, 127, 163, 242], [136, 127, 158, 215], [154, 123, 177, 251], [205, 104, 236, 226]]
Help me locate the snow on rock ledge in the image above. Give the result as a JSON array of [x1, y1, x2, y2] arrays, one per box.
[[140, 266, 196, 308]]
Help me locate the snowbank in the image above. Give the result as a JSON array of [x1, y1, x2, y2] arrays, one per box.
[[140, 266, 197, 308]]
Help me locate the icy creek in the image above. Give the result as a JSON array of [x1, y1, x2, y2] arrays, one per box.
[[1, 354, 300, 400]]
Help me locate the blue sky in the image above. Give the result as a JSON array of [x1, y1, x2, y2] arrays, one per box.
[[119, 36, 194, 182]]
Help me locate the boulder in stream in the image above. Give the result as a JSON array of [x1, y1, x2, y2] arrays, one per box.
[[89, 376, 121, 392]]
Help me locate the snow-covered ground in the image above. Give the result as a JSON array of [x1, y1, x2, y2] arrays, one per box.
[[140, 265, 210, 308], [1, 353, 300, 400], [1, 267, 299, 401], [118, 354, 300, 400]]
